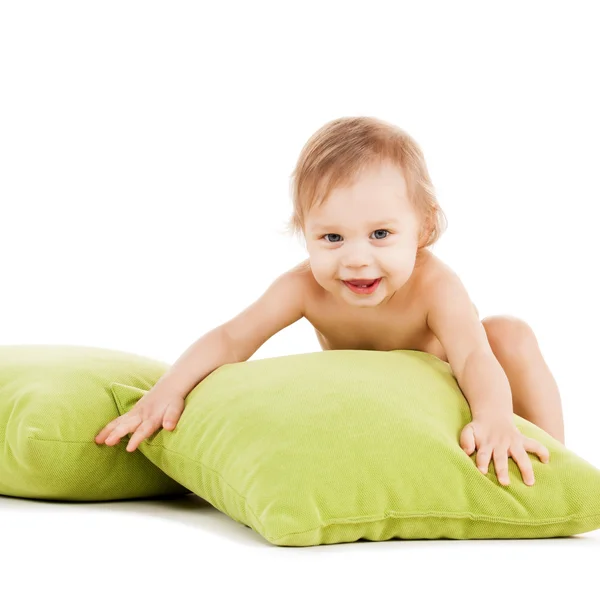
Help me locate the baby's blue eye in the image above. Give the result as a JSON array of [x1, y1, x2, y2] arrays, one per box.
[[372, 229, 390, 240], [322, 229, 390, 243], [323, 233, 342, 243]]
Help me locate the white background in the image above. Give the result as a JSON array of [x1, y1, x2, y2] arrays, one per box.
[[1, 1, 598, 597]]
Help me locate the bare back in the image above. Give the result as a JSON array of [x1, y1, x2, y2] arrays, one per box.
[[294, 249, 475, 363]]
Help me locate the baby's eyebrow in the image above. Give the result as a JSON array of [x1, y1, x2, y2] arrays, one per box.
[[312, 220, 399, 230]]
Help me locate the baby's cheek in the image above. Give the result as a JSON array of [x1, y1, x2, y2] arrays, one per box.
[[305, 255, 331, 278], [314, 269, 336, 289], [387, 260, 417, 286]]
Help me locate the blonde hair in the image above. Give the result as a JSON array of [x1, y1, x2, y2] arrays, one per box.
[[282, 116, 447, 256]]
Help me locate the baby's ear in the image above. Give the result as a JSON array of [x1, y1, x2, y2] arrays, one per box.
[[418, 219, 433, 246]]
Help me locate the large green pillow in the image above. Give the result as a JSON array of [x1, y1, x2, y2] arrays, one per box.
[[110, 349, 600, 546], [0, 345, 191, 501]]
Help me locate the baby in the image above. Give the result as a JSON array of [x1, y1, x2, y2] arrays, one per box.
[[95, 116, 565, 486]]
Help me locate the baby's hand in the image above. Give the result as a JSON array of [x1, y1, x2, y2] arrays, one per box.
[[459, 415, 550, 486], [95, 387, 185, 452]]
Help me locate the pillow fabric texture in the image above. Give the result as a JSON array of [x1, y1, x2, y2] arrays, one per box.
[[111, 348, 600, 546], [0, 345, 191, 501]]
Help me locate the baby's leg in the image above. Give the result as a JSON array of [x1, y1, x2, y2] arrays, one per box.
[[481, 316, 566, 445]]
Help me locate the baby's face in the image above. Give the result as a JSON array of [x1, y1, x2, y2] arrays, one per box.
[[303, 160, 422, 308]]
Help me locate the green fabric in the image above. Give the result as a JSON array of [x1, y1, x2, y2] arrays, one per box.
[[0, 345, 191, 501], [111, 349, 600, 546]]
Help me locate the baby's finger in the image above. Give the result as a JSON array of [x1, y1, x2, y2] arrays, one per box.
[[476, 446, 492, 474], [492, 447, 511, 486], [510, 443, 535, 486], [162, 407, 182, 430], [104, 415, 142, 446], [95, 420, 121, 444], [523, 436, 550, 464], [459, 423, 476, 455], [125, 419, 160, 452]]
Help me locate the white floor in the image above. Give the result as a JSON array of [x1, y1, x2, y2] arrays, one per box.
[[1, 491, 598, 600]]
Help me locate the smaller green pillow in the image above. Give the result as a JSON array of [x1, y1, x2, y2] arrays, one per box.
[[111, 349, 600, 546], [0, 345, 192, 501]]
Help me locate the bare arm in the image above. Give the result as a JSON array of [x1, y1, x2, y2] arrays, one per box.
[[220, 268, 306, 362], [96, 267, 308, 450], [425, 272, 513, 419], [453, 350, 514, 419], [155, 267, 306, 397], [153, 326, 238, 398]]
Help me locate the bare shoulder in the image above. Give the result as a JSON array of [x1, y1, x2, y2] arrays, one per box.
[[220, 262, 310, 362], [408, 250, 450, 300], [275, 261, 313, 313], [288, 258, 312, 275], [287, 258, 321, 300], [419, 252, 458, 289], [419, 254, 480, 318]]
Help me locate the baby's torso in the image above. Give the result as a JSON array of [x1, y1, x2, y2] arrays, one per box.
[[296, 250, 453, 363]]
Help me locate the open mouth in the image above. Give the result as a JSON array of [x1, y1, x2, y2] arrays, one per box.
[[343, 278, 381, 295]]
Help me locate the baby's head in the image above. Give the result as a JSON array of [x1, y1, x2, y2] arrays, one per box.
[[284, 116, 447, 307]]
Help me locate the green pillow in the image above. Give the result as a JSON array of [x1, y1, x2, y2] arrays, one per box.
[[0, 345, 191, 501], [110, 349, 600, 546]]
